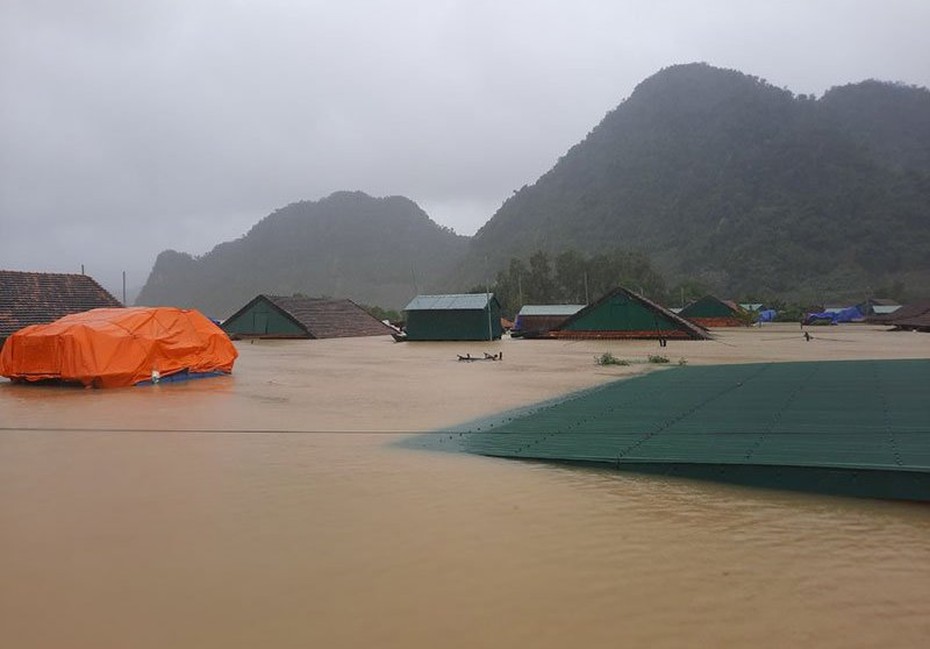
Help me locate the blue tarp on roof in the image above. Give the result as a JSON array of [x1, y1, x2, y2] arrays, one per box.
[[834, 306, 864, 323], [804, 312, 838, 325]]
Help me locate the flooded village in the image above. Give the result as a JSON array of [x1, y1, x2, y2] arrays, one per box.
[[5, 6, 930, 646], [2, 270, 930, 648]]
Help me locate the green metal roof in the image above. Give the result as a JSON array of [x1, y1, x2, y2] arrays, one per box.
[[404, 293, 496, 311], [679, 295, 741, 318], [435, 359, 930, 500], [554, 287, 710, 339]]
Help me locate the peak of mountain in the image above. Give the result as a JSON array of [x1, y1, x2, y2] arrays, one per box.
[[463, 63, 930, 301], [136, 192, 468, 318], [138, 65, 930, 315]]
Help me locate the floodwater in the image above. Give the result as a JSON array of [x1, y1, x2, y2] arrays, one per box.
[[2, 328, 930, 648]]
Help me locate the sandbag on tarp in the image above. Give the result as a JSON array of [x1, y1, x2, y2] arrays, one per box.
[[0, 307, 238, 388]]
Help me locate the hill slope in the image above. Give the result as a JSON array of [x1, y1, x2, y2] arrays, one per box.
[[136, 192, 468, 318], [460, 63, 930, 301]]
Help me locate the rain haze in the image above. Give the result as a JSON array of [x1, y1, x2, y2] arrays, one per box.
[[2, 0, 930, 299]]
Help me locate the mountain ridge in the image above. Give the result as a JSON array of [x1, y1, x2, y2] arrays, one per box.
[[137, 64, 930, 314], [136, 191, 468, 317], [456, 63, 930, 301]]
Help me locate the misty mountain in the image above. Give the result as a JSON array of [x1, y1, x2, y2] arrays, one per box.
[[136, 192, 468, 318], [139, 64, 930, 315], [459, 63, 930, 302]]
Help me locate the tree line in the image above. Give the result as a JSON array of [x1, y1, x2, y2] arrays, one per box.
[[468, 249, 686, 318]]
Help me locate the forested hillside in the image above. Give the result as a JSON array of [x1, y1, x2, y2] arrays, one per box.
[[460, 63, 930, 303], [138, 64, 930, 316], [136, 192, 468, 318]]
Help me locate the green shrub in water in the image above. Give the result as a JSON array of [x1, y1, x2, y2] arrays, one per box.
[[595, 351, 630, 366]]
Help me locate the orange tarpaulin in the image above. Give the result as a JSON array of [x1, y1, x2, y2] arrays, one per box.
[[0, 307, 238, 388]]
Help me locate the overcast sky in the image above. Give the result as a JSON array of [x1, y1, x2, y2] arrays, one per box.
[[3, 0, 929, 296]]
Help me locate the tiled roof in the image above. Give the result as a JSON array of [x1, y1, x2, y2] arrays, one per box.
[[404, 293, 496, 311], [869, 301, 930, 324], [890, 302, 930, 321], [264, 295, 393, 338], [0, 270, 123, 341], [892, 314, 930, 330]]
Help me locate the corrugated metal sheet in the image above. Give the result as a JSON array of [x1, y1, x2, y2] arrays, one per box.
[[405, 294, 494, 311], [517, 305, 586, 317], [403, 293, 502, 341], [452, 359, 930, 500]]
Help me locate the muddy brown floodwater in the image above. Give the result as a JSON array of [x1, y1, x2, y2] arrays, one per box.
[[2, 326, 929, 648]]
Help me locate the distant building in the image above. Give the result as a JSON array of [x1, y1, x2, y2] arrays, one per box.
[[550, 287, 710, 340], [857, 298, 901, 318], [679, 295, 748, 327], [403, 293, 502, 341], [512, 304, 586, 338], [0, 270, 123, 348], [881, 301, 930, 332], [222, 295, 394, 339]]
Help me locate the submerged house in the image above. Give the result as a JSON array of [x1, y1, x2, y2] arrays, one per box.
[[550, 287, 710, 340], [0, 307, 237, 388], [222, 295, 394, 339], [883, 301, 930, 332], [858, 298, 901, 319], [679, 295, 748, 327], [512, 304, 586, 338], [0, 270, 123, 348], [403, 293, 502, 341]]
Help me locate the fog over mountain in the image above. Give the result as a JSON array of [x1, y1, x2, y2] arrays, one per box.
[[458, 64, 930, 302], [138, 64, 930, 312], [3, 2, 930, 300], [136, 192, 467, 318]]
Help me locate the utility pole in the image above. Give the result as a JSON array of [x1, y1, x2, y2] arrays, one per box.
[[485, 257, 493, 341]]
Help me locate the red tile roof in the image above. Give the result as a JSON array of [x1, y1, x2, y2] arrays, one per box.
[[0, 270, 123, 342]]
